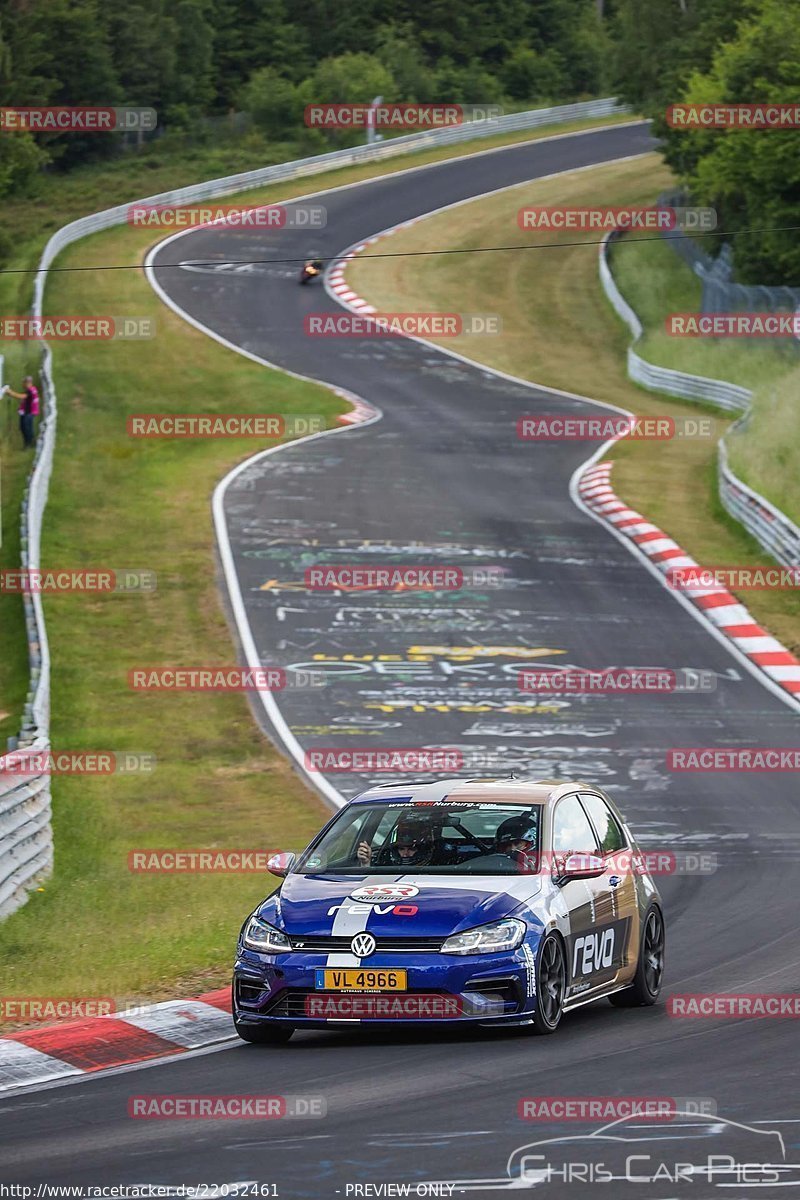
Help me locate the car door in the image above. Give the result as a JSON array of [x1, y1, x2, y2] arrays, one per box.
[[579, 791, 639, 988], [550, 792, 613, 1000]]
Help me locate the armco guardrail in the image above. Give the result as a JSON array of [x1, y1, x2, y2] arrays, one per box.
[[718, 433, 800, 569], [3, 97, 628, 920], [599, 229, 800, 568], [0, 742, 53, 919], [1, 345, 56, 917], [1, 353, 54, 919], [599, 229, 751, 413]]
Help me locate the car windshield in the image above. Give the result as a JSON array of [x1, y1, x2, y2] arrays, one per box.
[[293, 802, 542, 875]]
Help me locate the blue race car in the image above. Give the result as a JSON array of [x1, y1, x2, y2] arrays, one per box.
[[232, 777, 665, 1043]]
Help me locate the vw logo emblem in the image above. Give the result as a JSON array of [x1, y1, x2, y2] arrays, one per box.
[[351, 932, 376, 958]]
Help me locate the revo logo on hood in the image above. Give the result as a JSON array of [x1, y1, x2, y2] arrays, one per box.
[[350, 885, 420, 903]]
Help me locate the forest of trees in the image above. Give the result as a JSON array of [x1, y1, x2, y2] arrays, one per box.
[[0, 0, 797, 280]]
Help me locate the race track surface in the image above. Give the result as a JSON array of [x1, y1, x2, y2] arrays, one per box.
[[4, 122, 798, 1197]]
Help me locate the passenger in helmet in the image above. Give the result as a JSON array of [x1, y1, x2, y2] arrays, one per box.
[[450, 811, 539, 874], [494, 814, 538, 871]]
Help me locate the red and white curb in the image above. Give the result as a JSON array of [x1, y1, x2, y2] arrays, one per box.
[[0, 988, 232, 1092], [337, 394, 378, 425], [328, 249, 375, 313], [578, 461, 800, 698], [328, 234, 398, 426], [327, 222, 416, 316]]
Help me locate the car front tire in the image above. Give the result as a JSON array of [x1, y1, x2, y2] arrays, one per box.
[[531, 932, 566, 1034], [609, 905, 665, 1008]]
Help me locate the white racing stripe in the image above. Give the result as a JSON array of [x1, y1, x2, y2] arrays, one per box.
[[326, 873, 401, 966]]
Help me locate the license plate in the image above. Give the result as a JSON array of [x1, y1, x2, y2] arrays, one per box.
[[315, 968, 407, 992]]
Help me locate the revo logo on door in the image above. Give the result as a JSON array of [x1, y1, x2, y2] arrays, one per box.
[[573, 928, 615, 977], [570, 917, 630, 980]]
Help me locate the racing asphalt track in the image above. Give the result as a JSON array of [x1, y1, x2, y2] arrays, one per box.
[[3, 123, 800, 1196]]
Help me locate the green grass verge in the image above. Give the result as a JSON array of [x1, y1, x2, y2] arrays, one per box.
[[347, 152, 800, 655], [611, 236, 800, 523], [0, 110, 633, 1024], [727, 363, 800, 521]]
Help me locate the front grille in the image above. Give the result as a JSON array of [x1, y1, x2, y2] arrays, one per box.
[[267, 989, 454, 1019], [288, 935, 446, 953]]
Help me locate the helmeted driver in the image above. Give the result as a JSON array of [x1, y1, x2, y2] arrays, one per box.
[[357, 814, 435, 868], [494, 814, 538, 871]]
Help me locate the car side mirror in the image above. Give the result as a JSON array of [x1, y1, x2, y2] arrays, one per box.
[[561, 853, 605, 881], [266, 851, 296, 878]]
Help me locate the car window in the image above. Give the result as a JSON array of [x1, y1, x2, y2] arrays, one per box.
[[295, 802, 542, 874], [580, 793, 627, 853], [307, 806, 375, 869], [552, 795, 598, 854]]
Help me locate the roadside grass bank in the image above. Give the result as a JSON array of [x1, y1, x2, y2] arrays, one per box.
[[347, 152, 800, 654], [611, 235, 800, 523], [0, 112, 634, 1023]]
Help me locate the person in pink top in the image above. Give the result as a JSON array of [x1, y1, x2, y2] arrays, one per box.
[[4, 376, 40, 448]]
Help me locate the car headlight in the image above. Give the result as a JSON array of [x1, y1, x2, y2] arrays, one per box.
[[242, 915, 291, 953], [441, 917, 526, 956]]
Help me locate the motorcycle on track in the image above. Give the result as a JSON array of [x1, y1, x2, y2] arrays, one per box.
[[299, 258, 323, 284]]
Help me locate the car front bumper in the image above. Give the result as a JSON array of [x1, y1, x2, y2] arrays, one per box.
[[233, 946, 538, 1027]]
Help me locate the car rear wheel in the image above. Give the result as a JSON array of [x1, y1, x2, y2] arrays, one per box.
[[234, 1020, 294, 1045], [609, 905, 665, 1008], [531, 933, 566, 1034]]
